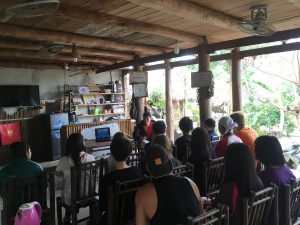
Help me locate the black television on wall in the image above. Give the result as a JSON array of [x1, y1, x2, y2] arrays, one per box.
[[0, 85, 41, 107]]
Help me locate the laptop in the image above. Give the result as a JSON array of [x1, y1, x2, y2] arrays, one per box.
[[95, 127, 111, 142]]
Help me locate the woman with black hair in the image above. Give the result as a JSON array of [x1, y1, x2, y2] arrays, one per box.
[[213, 143, 263, 225], [255, 135, 294, 224], [55, 133, 95, 223], [187, 127, 212, 196], [175, 117, 193, 162]]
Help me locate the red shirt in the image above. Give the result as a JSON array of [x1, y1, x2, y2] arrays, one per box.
[[215, 134, 242, 158]]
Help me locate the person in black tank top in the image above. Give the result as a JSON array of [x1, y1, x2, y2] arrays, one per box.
[[135, 145, 202, 225]]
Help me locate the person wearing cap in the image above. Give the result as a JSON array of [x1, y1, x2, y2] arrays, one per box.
[[230, 112, 257, 164], [135, 144, 202, 225], [215, 116, 242, 158]]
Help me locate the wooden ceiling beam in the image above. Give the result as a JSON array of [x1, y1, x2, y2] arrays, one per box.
[[0, 39, 134, 60], [126, 0, 241, 31], [0, 48, 115, 65], [0, 61, 95, 70], [0, 24, 170, 55], [96, 28, 300, 73], [55, 4, 204, 44]]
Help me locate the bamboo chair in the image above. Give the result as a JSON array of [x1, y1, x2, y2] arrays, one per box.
[[56, 159, 105, 225], [242, 186, 277, 225], [186, 205, 229, 225], [206, 157, 225, 197], [107, 177, 149, 225], [1, 172, 54, 225], [173, 163, 194, 180], [282, 178, 300, 225], [126, 152, 140, 167]]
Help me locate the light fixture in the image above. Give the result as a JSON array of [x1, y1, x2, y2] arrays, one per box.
[[72, 43, 79, 62], [174, 40, 180, 55]]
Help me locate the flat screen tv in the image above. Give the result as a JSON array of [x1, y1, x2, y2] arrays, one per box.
[[0, 85, 41, 107]]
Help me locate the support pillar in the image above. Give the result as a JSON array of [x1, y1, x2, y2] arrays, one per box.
[[231, 48, 242, 112], [198, 40, 211, 126], [134, 56, 145, 123], [165, 59, 174, 141]]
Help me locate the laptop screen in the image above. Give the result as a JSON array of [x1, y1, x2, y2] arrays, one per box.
[[95, 127, 111, 142]]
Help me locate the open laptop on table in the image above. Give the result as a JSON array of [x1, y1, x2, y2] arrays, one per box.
[[95, 127, 111, 142]]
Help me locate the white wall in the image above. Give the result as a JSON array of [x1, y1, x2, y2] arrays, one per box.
[[0, 68, 121, 100]]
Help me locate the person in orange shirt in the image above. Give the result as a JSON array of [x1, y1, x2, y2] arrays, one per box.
[[230, 112, 258, 164]]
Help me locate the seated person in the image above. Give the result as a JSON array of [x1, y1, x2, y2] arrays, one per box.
[[99, 137, 143, 223], [255, 135, 295, 224], [133, 111, 154, 142], [145, 120, 177, 157], [105, 132, 127, 174], [0, 141, 43, 182], [188, 127, 212, 196], [135, 144, 202, 225], [0, 142, 43, 216], [215, 116, 242, 158], [213, 143, 263, 225], [152, 134, 182, 167], [175, 117, 193, 162], [203, 118, 219, 156], [230, 112, 257, 164], [55, 133, 95, 223]]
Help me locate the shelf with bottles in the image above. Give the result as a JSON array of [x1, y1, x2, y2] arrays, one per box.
[[77, 112, 125, 118], [73, 102, 126, 107]]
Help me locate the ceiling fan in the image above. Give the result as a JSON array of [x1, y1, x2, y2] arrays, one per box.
[[0, 0, 60, 23], [239, 5, 276, 36], [37, 41, 64, 56]]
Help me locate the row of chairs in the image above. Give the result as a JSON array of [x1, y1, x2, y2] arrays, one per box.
[[2, 157, 300, 225]]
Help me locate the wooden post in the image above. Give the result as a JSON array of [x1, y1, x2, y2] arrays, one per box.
[[231, 47, 242, 112], [134, 56, 145, 123], [198, 40, 211, 126], [165, 59, 174, 141]]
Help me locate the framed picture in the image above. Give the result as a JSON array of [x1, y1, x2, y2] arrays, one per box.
[[72, 96, 84, 105], [82, 94, 96, 104], [133, 83, 148, 97]]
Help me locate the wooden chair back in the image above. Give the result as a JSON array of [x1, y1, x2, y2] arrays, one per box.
[[206, 157, 225, 197], [126, 152, 140, 167], [71, 159, 105, 203], [282, 178, 300, 225], [107, 177, 148, 225], [186, 205, 229, 225], [242, 186, 276, 225], [1, 172, 53, 225], [173, 163, 194, 180]]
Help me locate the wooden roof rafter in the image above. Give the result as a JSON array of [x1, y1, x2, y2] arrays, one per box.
[[0, 48, 117, 65], [96, 28, 300, 73], [0, 24, 170, 55], [54, 3, 204, 44], [0, 39, 134, 60], [126, 0, 242, 30], [0, 0, 299, 70]]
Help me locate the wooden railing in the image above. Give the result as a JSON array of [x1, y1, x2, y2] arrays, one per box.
[[60, 119, 134, 156]]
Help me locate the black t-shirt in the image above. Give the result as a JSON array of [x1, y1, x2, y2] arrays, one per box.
[[150, 175, 200, 225], [175, 135, 191, 162], [100, 166, 143, 210]]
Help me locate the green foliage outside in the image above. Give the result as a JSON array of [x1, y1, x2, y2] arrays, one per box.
[[241, 57, 297, 135], [148, 88, 166, 110]]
